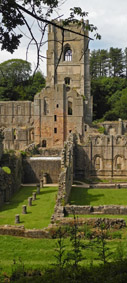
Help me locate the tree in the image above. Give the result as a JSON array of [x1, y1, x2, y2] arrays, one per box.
[[109, 48, 124, 77], [0, 59, 45, 100], [0, 59, 32, 86], [0, 1, 100, 71], [92, 77, 127, 120]]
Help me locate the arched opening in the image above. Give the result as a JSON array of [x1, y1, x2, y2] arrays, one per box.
[[116, 156, 123, 170], [64, 45, 72, 61], [42, 140, 46, 147], [94, 156, 102, 170]]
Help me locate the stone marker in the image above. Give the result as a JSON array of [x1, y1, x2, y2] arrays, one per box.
[[43, 173, 47, 184], [40, 178, 43, 188], [32, 192, 36, 200], [28, 197, 32, 206], [37, 184, 40, 194], [22, 205, 27, 214], [15, 214, 20, 224]]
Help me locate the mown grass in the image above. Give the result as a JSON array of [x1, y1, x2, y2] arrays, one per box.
[[0, 186, 58, 229], [79, 178, 127, 184], [69, 187, 127, 206], [0, 235, 123, 275]]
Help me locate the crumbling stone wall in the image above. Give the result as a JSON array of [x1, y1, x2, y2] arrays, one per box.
[[0, 101, 34, 150], [74, 134, 127, 180], [0, 217, 125, 238], [0, 153, 22, 206], [52, 134, 74, 220]]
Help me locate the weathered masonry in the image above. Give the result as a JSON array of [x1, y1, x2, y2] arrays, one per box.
[[1, 21, 127, 180], [0, 21, 92, 150]]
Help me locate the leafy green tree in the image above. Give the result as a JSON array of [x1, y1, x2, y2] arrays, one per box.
[[0, 59, 45, 101], [0, 59, 31, 86], [92, 77, 127, 120]]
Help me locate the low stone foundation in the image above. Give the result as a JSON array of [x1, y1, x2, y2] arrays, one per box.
[[0, 217, 125, 238], [65, 204, 127, 215], [54, 217, 126, 229], [0, 225, 51, 238]]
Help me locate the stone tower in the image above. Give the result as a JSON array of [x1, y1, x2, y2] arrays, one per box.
[[34, 21, 92, 148], [46, 21, 92, 124]]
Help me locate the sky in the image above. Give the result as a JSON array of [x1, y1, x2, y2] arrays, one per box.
[[0, 0, 127, 75]]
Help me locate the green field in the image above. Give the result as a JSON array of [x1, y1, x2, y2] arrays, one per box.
[[0, 186, 58, 229], [69, 187, 127, 206], [0, 235, 122, 275]]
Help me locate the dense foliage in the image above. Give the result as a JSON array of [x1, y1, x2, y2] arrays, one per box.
[[0, 59, 45, 101], [90, 48, 127, 78], [90, 48, 127, 121]]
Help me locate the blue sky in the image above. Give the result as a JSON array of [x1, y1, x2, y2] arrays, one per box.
[[0, 0, 127, 74]]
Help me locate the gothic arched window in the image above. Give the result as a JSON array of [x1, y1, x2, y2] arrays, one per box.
[[64, 46, 72, 61]]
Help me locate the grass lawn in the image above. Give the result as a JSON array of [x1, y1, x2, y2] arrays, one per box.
[[0, 235, 121, 275], [69, 187, 127, 206], [0, 186, 58, 229]]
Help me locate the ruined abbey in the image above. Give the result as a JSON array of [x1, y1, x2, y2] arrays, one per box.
[[0, 21, 127, 182]]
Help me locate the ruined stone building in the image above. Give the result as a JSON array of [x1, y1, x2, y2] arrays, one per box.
[[1, 21, 127, 181], [0, 21, 92, 150]]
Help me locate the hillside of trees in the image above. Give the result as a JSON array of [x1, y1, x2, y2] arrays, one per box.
[[90, 48, 127, 121]]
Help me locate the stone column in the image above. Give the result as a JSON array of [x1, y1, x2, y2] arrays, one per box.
[[40, 178, 43, 188], [37, 184, 40, 194], [15, 214, 20, 224], [32, 192, 36, 200], [28, 197, 32, 206], [43, 173, 47, 184], [22, 205, 27, 214]]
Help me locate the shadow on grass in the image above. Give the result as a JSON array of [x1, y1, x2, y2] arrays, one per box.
[[38, 189, 57, 195], [0, 186, 57, 213], [69, 187, 104, 205]]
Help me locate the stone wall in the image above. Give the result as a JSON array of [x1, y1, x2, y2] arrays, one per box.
[[0, 217, 125, 238], [0, 101, 34, 127], [52, 134, 74, 220], [0, 153, 22, 206], [23, 156, 61, 184], [74, 134, 127, 180], [0, 101, 34, 150], [65, 204, 127, 215]]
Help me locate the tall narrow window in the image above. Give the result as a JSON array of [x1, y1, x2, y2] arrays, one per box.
[[54, 115, 57, 121], [44, 97, 49, 115], [64, 45, 72, 61], [42, 140, 46, 147], [68, 97, 73, 115], [54, 128, 57, 133], [95, 156, 101, 170]]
